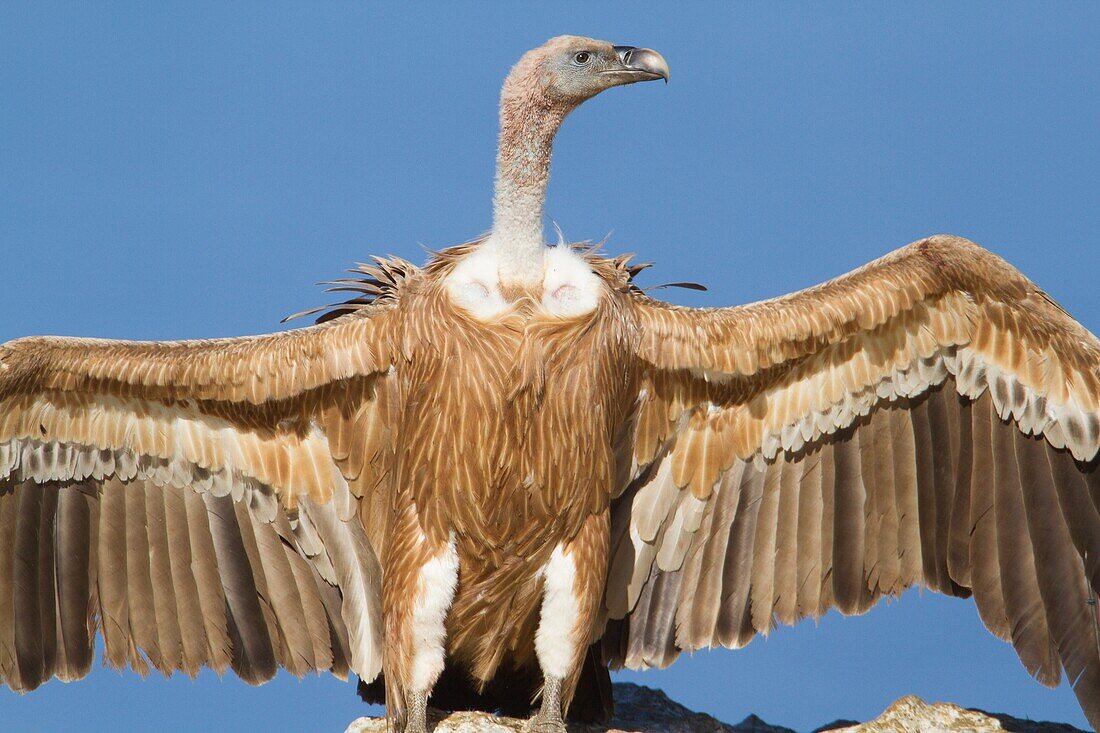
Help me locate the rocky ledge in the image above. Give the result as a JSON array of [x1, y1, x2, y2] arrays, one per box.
[[344, 683, 1087, 733]]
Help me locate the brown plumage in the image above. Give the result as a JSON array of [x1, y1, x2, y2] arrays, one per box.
[[2, 34, 1100, 733]]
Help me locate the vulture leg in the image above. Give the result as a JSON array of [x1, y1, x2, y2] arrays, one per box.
[[382, 503, 459, 733], [405, 690, 428, 733], [527, 511, 609, 733]]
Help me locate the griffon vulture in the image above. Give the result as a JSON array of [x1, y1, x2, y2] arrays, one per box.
[[2, 35, 1099, 733]]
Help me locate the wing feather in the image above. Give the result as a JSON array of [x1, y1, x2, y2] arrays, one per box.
[[149, 481, 184, 673], [97, 477, 133, 671], [205, 491, 277, 684], [688, 463, 742, 648], [945, 397, 974, 587], [162, 483, 208, 677], [888, 408, 921, 593], [0, 292, 402, 690], [124, 478, 161, 673], [925, 388, 961, 595], [182, 485, 233, 674], [793, 447, 823, 619], [610, 235, 1100, 727], [284, 537, 334, 672], [992, 410, 1058, 684], [871, 410, 901, 596], [1018, 434, 1100, 724], [13, 483, 49, 686], [772, 456, 801, 626], [715, 465, 764, 649], [858, 421, 882, 598], [672, 479, 721, 649], [967, 395, 1011, 640], [250, 502, 313, 676], [815, 441, 837, 616], [0, 487, 18, 688], [832, 433, 869, 615], [748, 459, 781, 634]]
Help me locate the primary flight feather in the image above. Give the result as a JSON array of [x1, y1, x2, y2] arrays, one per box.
[[1, 35, 1099, 733]]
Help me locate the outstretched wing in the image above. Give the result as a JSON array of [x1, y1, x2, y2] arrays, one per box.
[[604, 235, 1100, 727], [0, 287, 404, 692]]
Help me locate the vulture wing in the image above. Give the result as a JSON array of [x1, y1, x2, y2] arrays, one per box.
[[605, 235, 1100, 726], [0, 283, 405, 692]]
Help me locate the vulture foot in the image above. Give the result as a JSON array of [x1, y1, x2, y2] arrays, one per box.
[[523, 716, 567, 733]]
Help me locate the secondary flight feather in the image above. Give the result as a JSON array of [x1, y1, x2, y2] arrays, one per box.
[[1, 35, 1099, 733]]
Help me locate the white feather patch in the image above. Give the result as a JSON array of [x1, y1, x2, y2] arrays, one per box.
[[535, 544, 580, 680], [744, 345, 1099, 465], [444, 246, 510, 320], [445, 243, 603, 320], [541, 246, 603, 318], [409, 534, 459, 692]]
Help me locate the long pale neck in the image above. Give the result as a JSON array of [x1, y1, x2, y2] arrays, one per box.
[[488, 79, 570, 284]]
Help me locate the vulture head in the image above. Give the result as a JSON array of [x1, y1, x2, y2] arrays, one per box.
[[504, 35, 669, 109], [487, 36, 668, 286]]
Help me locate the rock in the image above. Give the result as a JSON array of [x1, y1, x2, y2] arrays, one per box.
[[821, 695, 1089, 733], [343, 683, 749, 732], [346, 710, 519, 733], [343, 685, 1089, 733]]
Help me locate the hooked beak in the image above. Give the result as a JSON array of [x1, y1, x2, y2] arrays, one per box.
[[610, 45, 670, 83]]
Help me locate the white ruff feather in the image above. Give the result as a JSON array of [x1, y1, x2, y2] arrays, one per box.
[[535, 544, 580, 680], [542, 246, 602, 317], [445, 246, 511, 320], [445, 244, 603, 320]]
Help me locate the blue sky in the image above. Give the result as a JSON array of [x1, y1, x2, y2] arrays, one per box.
[[1, 2, 1098, 731]]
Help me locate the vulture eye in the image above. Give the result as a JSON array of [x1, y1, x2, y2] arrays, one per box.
[[573, 51, 591, 65]]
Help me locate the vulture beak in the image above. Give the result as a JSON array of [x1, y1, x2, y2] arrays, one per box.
[[611, 46, 670, 83]]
